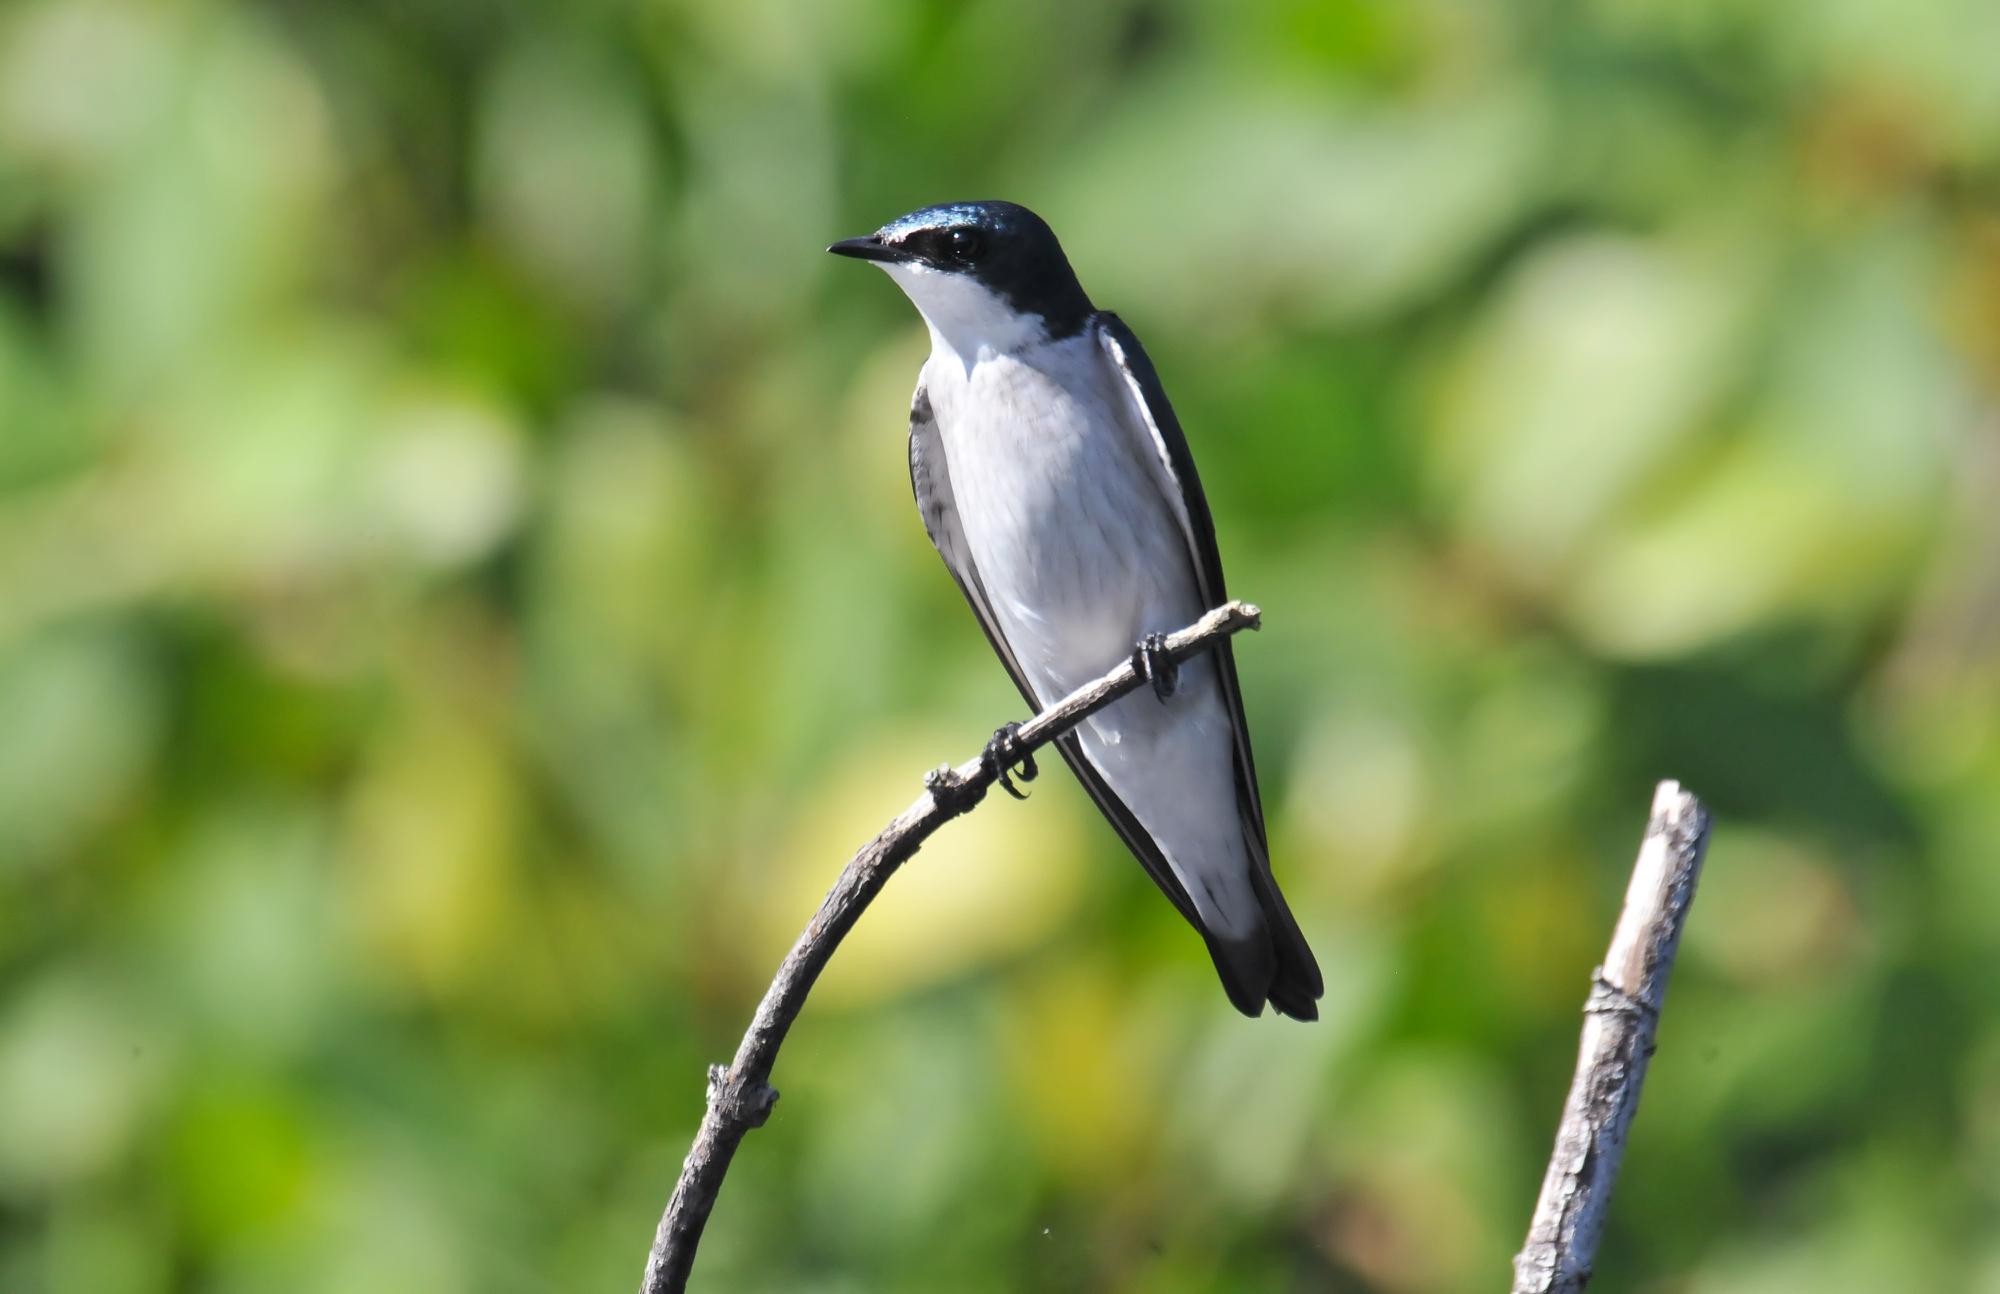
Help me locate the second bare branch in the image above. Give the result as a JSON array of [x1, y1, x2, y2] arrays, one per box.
[[1512, 780, 1713, 1294]]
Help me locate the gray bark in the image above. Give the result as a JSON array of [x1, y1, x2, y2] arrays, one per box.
[[1511, 781, 1714, 1294]]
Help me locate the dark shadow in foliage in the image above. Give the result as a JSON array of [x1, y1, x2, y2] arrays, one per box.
[[1605, 650, 1915, 851]]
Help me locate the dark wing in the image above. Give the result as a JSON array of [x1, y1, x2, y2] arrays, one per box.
[[907, 378, 1207, 931], [1093, 313, 1323, 1018], [1092, 314, 1266, 844]]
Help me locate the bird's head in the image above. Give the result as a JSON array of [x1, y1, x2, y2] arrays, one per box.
[[829, 200, 1094, 356]]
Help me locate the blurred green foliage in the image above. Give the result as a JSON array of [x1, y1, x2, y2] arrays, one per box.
[[2, 0, 1999, 1289]]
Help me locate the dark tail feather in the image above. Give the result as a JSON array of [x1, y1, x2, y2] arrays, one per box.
[[1204, 926, 1277, 1017], [1200, 865, 1323, 1020], [1256, 859, 1323, 1021]]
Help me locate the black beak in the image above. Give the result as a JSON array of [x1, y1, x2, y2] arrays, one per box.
[[827, 234, 905, 264]]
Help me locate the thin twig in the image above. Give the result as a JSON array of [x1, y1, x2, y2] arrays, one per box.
[[639, 600, 1266, 1294], [1511, 780, 1713, 1294]]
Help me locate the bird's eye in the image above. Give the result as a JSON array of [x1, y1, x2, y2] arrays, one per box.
[[944, 227, 984, 264]]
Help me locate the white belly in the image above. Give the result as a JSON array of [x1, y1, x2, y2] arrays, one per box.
[[926, 334, 1199, 694], [923, 331, 1259, 938]]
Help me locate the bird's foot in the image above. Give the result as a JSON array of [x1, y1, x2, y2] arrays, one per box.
[[982, 722, 1038, 800], [1132, 632, 1178, 702]]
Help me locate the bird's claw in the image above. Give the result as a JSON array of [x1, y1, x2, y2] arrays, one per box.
[[982, 722, 1037, 800], [1133, 632, 1178, 702]]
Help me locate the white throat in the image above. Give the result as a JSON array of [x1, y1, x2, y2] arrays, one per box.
[[880, 262, 1047, 369]]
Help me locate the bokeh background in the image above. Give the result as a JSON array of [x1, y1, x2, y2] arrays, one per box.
[[4, 0, 2000, 1290]]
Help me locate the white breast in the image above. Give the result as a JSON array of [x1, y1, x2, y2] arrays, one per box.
[[924, 330, 1199, 699]]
